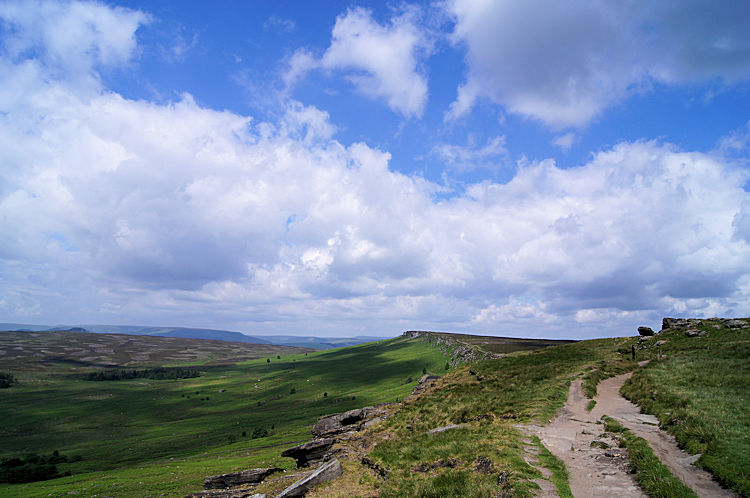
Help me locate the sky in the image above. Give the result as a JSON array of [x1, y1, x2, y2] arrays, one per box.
[[1, 0, 750, 339]]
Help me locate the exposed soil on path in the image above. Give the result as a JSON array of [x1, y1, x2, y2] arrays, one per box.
[[521, 378, 644, 497], [593, 374, 736, 498], [521, 371, 737, 498]]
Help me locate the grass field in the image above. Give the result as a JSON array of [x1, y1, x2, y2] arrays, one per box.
[[0, 332, 449, 497]]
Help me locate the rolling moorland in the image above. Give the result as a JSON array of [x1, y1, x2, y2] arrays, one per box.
[[0, 319, 748, 497]]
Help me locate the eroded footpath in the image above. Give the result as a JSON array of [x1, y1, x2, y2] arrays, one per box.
[[522, 371, 736, 498]]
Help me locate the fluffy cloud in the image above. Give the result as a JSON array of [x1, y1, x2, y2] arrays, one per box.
[[1, 1, 749, 338], [286, 7, 429, 117], [0, 0, 147, 89], [432, 135, 508, 171], [446, 0, 750, 127]]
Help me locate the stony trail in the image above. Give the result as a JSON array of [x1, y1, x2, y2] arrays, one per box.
[[521, 370, 736, 498], [593, 373, 736, 498]]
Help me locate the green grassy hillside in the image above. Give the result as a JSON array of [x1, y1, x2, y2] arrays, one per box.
[[0, 333, 449, 497], [621, 319, 750, 496]]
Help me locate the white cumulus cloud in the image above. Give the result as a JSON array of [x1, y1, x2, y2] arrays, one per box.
[[284, 7, 430, 118], [446, 0, 750, 128]]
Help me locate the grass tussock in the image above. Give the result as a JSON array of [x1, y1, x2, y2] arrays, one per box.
[[620, 320, 750, 496], [602, 416, 697, 498]]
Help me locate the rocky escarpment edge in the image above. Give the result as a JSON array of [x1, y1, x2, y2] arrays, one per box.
[[401, 330, 500, 367]]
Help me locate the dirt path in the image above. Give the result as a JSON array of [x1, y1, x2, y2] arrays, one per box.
[[521, 378, 644, 497], [521, 372, 736, 498], [593, 374, 736, 498]]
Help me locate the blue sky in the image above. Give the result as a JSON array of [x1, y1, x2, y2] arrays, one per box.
[[1, 0, 750, 338]]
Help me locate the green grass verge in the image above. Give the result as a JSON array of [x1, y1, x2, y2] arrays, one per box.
[[531, 435, 573, 498], [602, 416, 697, 498], [620, 320, 750, 496]]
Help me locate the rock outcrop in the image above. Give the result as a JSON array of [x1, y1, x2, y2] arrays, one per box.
[[281, 438, 336, 468], [204, 468, 282, 490], [402, 330, 497, 366], [410, 374, 440, 396], [312, 406, 382, 437], [661, 317, 749, 333], [276, 458, 343, 498]]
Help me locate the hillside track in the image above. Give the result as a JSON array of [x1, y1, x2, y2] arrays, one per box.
[[593, 373, 736, 498], [523, 371, 737, 498]]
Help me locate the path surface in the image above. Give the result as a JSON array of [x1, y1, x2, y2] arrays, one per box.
[[521, 371, 736, 498], [593, 374, 735, 498]]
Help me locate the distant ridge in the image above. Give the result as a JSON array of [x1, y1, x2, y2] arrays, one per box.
[[0, 323, 391, 349]]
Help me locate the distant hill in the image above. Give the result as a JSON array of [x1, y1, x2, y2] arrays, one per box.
[[0, 323, 390, 349], [251, 335, 393, 349]]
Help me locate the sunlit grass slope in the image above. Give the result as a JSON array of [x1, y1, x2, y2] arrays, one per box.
[[0, 335, 449, 497]]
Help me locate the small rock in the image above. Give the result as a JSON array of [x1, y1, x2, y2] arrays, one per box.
[[427, 424, 469, 434], [654, 340, 668, 347], [474, 456, 494, 474], [497, 470, 509, 485], [685, 329, 706, 337], [637, 326, 655, 336], [276, 458, 343, 498], [604, 450, 621, 457]]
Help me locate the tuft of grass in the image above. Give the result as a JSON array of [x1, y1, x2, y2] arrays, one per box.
[[620, 321, 750, 496], [602, 416, 697, 498], [586, 399, 597, 412]]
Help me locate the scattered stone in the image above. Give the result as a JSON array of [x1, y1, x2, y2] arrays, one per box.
[[427, 424, 469, 434], [281, 439, 335, 468], [604, 450, 622, 457], [725, 319, 749, 329], [497, 470, 509, 486], [276, 458, 343, 498], [187, 490, 263, 498], [637, 326, 655, 336], [685, 329, 707, 338], [653, 340, 668, 347], [361, 456, 388, 478], [412, 458, 458, 473], [474, 456, 494, 474], [411, 374, 441, 396], [204, 468, 283, 489]]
